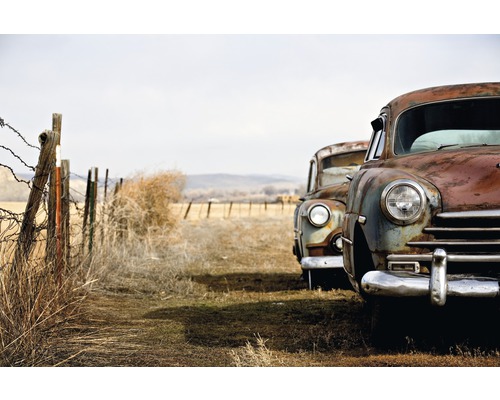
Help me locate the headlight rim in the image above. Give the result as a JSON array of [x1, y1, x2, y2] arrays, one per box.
[[380, 179, 427, 225], [307, 203, 332, 227]]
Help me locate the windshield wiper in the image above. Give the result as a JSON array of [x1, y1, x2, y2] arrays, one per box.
[[460, 143, 490, 148], [436, 143, 459, 150]]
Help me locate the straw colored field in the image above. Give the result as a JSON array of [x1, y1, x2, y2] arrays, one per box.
[[0, 201, 27, 214], [172, 201, 296, 220], [48, 214, 500, 368]]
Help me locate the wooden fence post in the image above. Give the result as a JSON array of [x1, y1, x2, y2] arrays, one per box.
[[46, 113, 62, 268], [13, 130, 58, 272], [184, 201, 192, 219], [227, 201, 233, 219], [61, 159, 70, 271], [82, 169, 91, 253], [55, 145, 62, 286], [88, 167, 98, 256], [207, 201, 212, 219]]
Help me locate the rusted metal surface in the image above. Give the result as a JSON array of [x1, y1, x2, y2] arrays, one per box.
[[293, 141, 368, 289], [343, 82, 500, 306]]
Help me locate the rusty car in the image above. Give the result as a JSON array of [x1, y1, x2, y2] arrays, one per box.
[[341, 82, 500, 338], [293, 141, 368, 289]]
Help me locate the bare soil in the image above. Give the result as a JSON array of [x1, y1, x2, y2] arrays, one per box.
[[52, 216, 500, 367]]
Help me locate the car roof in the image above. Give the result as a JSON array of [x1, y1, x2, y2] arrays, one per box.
[[386, 82, 500, 117], [313, 140, 368, 161]]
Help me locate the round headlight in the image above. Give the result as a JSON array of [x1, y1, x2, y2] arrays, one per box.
[[307, 204, 331, 227], [381, 180, 426, 225], [331, 233, 343, 253]]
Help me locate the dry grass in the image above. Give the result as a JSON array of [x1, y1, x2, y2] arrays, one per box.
[[230, 334, 285, 367], [112, 171, 185, 236], [4, 173, 500, 368], [47, 212, 500, 368]]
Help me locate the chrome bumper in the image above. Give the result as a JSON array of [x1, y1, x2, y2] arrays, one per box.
[[361, 248, 500, 306], [300, 256, 343, 270]]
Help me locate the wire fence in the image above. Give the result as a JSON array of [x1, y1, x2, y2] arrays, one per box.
[[174, 200, 296, 220], [0, 114, 122, 279], [0, 117, 48, 270]]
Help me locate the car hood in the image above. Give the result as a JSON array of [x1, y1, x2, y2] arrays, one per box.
[[309, 182, 349, 203], [383, 146, 500, 212]]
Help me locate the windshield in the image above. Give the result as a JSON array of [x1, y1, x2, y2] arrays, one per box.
[[395, 98, 500, 155], [319, 150, 366, 187]]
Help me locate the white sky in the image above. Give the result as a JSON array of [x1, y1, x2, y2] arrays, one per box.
[[1, 3, 500, 181]]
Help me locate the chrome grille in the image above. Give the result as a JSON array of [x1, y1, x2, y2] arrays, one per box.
[[408, 210, 500, 251], [405, 210, 500, 276]]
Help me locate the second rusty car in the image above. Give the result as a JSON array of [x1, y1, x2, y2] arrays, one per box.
[[293, 141, 368, 289], [342, 82, 500, 337]]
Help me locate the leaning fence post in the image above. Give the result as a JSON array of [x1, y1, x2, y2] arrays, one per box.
[[227, 201, 233, 219], [13, 130, 58, 273], [207, 201, 212, 219], [184, 201, 192, 219]]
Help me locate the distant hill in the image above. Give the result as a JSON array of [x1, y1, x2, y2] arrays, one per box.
[[186, 173, 302, 190], [0, 171, 305, 203], [184, 173, 304, 202]]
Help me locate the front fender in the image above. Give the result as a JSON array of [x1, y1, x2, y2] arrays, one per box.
[[296, 198, 345, 259], [343, 167, 441, 272]]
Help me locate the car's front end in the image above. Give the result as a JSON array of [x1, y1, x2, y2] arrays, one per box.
[[294, 142, 367, 289], [343, 83, 500, 306]]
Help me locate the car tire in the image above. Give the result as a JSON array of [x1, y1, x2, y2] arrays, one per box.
[[368, 297, 398, 347]]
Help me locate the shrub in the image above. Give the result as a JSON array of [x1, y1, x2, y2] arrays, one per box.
[[110, 170, 185, 236]]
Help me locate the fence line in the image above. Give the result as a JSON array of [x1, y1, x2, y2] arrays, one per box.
[[0, 114, 120, 283], [175, 200, 296, 220]]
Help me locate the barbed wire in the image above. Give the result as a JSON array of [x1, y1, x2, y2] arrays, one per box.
[[0, 117, 40, 150]]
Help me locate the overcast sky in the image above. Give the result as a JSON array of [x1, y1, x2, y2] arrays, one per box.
[[1, 33, 500, 180]]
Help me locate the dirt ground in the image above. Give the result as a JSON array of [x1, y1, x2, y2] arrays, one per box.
[[51, 216, 500, 368]]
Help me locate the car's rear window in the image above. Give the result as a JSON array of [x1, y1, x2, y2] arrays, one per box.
[[395, 98, 500, 155]]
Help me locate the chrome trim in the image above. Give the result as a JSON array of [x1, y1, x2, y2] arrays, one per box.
[[408, 240, 500, 247], [388, 261, 420, 273], [361, 271, 429, 297], [437, 209, 500, 219], [424, 227, 500, 233], [361, 270, 500, 302], [387, 254, 500, 263], [300, 256, 343, 270], [341, 236, 353, 246], [430, 248, 447, 306]]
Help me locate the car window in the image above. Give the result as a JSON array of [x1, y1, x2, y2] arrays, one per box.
[[365, 116, 386, 162], [319, 150, 366, 187], [395, 98, 500, 155]]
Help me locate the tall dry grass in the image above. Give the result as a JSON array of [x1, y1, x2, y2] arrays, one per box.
[[0, 258, 92, 366], [89, 171, 192, 295], [0, 170, 186, 365]]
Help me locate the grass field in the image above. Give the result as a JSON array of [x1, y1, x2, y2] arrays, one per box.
[[3, 200, 500, 368], [38, 212, 500, 368]]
